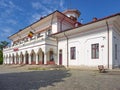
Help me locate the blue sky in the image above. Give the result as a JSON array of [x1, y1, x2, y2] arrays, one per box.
[[0, 0, 120, 42]]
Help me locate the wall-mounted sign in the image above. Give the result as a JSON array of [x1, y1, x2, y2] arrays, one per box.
[[14, 48, 19, 51], [101, 45, 104, 48]]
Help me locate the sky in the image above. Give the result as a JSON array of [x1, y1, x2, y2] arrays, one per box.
[[0, 0, 120, 42]]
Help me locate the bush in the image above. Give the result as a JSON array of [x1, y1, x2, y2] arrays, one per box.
[[0, 50, 3, 64]]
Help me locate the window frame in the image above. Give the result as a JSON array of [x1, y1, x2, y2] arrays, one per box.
[[70, 47, 76, 60], [91, 43, 99, 59], [115, 44, 117, 60]]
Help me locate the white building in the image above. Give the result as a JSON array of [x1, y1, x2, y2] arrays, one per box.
[[3, 9, 120, 69]]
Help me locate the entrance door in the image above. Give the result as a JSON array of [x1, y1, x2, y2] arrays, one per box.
[[26, 54, 29, 64], [59, 50, 62, 65], [42, 52, 44, 64]]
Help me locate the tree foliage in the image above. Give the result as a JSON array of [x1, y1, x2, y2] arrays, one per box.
[[0, 41, 9, 50], [0, 41, 9, 64], [0, 50, 3, 64]]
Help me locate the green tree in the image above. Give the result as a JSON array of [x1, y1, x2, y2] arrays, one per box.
[[0, 50, 3, 64], [0, 41, 9, 50], [0, 41, 9, 64]]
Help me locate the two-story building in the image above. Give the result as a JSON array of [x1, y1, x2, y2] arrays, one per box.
[[3, 9, 120, 69]]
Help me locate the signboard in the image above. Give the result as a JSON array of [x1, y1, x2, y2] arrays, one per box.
[[14, 48, 19, 51]]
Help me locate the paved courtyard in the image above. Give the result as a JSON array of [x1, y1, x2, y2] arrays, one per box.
[[0, 65, 120, 90]]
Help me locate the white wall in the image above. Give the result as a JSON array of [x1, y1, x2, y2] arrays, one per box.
[[57, 19, 74, 32], [112, 27, 120, 68], [58, 27, 110, 68]]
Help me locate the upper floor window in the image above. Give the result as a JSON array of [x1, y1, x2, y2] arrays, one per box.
[[70, 47, 76, 60], [47, 29, 52, 36], [91, 43, 99, 59], [37, 33, 41, 38], [24, 38, 28, 42]]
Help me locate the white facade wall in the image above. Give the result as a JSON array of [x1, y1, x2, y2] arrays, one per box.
[[3, 11, 120, 69], [58, 26, 112, 68], [57, 19, 74, 32]]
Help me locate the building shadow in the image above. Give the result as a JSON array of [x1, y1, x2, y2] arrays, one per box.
[[0, 70, 71, 90]]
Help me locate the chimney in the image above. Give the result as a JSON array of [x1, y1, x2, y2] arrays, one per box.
[[92, 17, 98, 21]]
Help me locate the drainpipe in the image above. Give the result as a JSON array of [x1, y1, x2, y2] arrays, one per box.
[[64, 32, 69, 67], [106, 20, 110, 69]]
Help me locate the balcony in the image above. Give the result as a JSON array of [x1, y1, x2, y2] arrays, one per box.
[[3, 35, 45, 51]]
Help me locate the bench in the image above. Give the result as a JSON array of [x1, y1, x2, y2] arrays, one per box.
[[98, 65, 105, 73]]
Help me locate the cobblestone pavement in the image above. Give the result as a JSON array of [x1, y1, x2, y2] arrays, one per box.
[[0, 65, 120, 90]]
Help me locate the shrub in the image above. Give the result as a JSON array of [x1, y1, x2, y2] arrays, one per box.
[[0, 50, 3, 64]]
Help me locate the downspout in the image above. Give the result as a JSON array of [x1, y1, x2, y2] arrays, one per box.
[[64, 32, 69, 67], [106, 20, 110, 69], [56, 37, 58, 65], [60, 16, 69, 67]]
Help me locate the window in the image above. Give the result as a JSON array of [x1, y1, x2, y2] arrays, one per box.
[[37, 33, 41, 38], [70, 47, 76, 59], [24, 38, 28, 42], [91, 43, 99, 59], [47, 29, 52, 36], [115, 44, 117, 60], [49, 51, 54, 61]]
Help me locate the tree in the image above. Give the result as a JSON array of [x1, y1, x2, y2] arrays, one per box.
[[0, 41, 9, 50], [0, 50, 3, 64], [0, 41, 9, 64]]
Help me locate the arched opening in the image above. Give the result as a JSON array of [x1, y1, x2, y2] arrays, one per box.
[[9, 54, 11, 64], [31, 50, 36, 64], [25, 51, 29, 64], [6, 55, 8, 64], [12, 54, 15, 64], [20, 52, 24, 64], [59, 49, 62, 65], [37, 48, 44, 64], [47, 48, 55, 65], [16, 53, 19, 64]]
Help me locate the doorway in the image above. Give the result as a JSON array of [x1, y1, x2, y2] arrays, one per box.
[[59, 50, 62, 65]]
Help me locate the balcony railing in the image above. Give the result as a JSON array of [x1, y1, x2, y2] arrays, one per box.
[[3, 36, 45, 51]]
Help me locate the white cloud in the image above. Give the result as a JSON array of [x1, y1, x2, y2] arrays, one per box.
[[29, 13, 42, 24], [59, 0, 66, 10], [30, 0, 66, 24], [7, 19, 17, 25], [31, 2, 41, 10], [0, 0, 22, 11], [8, 1, 23, 11], [1, 27, 13, 37], [31, 2, 52, 13], [0, 0, 8, 7]]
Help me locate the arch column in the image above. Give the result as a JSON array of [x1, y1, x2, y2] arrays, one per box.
[[4, 55, 7, 64], [7, 55, 9, 64], [36, 54, 38, 64], [22, 52, 26, 64], [44, 52, 47, 64], [9, 56, 12, 64], [23, 55, 26, 64]]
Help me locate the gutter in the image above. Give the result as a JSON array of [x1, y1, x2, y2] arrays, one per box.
[[64, 32, 69, 67], [60, 16, 69, 67], [106, 20, 110, 69]]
